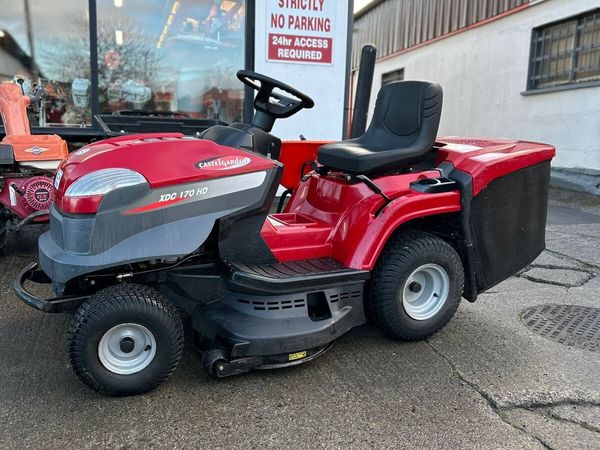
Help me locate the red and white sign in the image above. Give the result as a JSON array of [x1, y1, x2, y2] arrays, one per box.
[[255, 1, 350, 140], [267, 0, 336, 65]]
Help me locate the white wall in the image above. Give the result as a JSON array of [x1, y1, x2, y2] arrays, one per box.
[[366, 0, 600, 170], [254, 1, 351, 141]]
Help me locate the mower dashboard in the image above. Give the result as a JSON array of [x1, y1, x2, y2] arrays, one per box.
[[199, 122, 282, 161], [199, 70, 313, 161], [237, 70, 314, 133]]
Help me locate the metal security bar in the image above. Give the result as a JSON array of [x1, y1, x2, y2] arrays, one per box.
[[352, 0, 531, 67], [528, 10, 600, 90]]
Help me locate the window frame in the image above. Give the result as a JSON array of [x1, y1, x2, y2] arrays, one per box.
[[0, 0, 256, 140], [381, 68, 405, 86], [525, 8, 600, 95]]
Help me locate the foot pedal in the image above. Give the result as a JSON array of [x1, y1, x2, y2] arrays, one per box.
[[227, 258, 369, 294]]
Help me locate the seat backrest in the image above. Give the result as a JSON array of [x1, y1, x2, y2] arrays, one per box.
[[0, 83, 31, 136], [360, 80, 443, 158], [316, 80, 443, 175]]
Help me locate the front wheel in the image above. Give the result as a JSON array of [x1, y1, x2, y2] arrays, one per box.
[[367, 231, 464, 341], [68, 284, 184, 396]]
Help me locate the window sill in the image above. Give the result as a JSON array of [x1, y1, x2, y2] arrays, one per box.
[[521, 80, 600, 96]]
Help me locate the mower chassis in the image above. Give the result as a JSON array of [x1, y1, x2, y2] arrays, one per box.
[[14, 257, 370, 376]]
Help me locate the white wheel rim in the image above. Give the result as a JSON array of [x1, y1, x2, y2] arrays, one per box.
[[98, 323, 157, 375], [401, 264, 450, 321]]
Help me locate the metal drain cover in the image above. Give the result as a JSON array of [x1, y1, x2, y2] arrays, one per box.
[[521, 304, 600, 352]]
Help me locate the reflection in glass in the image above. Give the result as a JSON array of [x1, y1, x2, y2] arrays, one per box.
[[96, 0, 245, 123], [0, 0, 92, 127]]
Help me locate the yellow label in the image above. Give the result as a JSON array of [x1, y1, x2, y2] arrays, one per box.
[[288, 351, 307, 361]]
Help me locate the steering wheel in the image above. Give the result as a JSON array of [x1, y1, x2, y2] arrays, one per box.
[[237, 70, 314, 120]]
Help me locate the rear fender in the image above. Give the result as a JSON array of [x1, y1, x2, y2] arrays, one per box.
[[333, 191, 462, 270]]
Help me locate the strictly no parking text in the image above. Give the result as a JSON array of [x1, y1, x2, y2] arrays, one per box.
[[278, 0, 326, 11]]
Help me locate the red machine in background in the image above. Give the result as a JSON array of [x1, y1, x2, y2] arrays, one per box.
[[0, 82, 69, 251]]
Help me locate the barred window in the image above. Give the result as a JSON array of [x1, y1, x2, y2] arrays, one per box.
[[382, 68, 404, 86], [528, 10, 600, 90]]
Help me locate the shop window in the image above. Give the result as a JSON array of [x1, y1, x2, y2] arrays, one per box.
[[96, 0, 245, 123], [528, 9, 600, 91], [0, 0, 92, 127], [382, 68, 404, 86]]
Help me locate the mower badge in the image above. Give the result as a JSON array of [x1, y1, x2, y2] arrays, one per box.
[[74, 147, 92, 156], [34, 188, 50, 203], [196, 156, 251, 171], [25, 146, 49, 155]]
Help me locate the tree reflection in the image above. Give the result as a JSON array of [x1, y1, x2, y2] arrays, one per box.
[[29, 1, 246, 123], [39, 12, 161, 114]]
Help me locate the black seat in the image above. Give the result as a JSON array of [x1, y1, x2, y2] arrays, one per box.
[[318, 81, 443, 174]]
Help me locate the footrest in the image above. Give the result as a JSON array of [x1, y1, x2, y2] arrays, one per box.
[[227, 258, 369, 294]]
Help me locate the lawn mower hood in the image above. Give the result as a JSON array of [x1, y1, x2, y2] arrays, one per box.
[[43, 132, 282, 292]]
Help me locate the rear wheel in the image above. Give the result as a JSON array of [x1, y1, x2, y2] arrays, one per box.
[[367, 231, 464, 341], [69, 284, 184, 396]]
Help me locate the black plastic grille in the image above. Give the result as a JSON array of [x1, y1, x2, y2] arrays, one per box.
[[329, 290, 361, 304], [238, 298, 305, 311]]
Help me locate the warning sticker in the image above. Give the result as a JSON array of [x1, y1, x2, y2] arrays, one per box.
[[288, 350, 307, 361]]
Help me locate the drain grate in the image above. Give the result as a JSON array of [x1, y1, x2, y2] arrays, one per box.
[[520, 304, 600, 352]]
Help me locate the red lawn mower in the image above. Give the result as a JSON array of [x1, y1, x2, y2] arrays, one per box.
[[0, 82, 69, 251], [15, 70, 555, 396]]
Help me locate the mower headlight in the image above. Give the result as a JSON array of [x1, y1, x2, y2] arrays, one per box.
[[65, 168, 146, 197]]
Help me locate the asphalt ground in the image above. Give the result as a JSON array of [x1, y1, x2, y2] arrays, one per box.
[[0, 188, 599, 449]]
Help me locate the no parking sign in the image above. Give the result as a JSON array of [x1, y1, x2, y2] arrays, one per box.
[[255, 0, 351, 140], [267, 0, 335, 65]]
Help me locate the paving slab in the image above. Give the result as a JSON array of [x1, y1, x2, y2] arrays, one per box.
[[532, 251, 581, 269], [545, 224, 600, 267], [501, 407, 599, 449], [548, 404, 600, 433], [0, 296, 540, 450], [520, 267, 595, 287], [429, 286, 600, 402], [0, 196, 599, 449]]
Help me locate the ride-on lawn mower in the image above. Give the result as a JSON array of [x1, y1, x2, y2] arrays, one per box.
[[0, 82, 69, 251], [14, 70, 555, 396]]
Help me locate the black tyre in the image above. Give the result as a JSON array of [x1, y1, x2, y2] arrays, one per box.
[[367, 231, 464, 341], [69, 284, 184, 396]]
